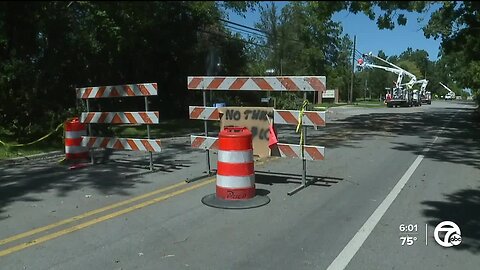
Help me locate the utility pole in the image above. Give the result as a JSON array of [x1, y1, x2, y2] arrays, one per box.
[[280, 58, 283, 76], [364, 77, 367, 101], [349, 35, 356, 104], [425, 60, 427, 79]]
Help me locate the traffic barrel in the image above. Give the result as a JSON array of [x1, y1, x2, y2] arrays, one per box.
[[64, 117, 89, 160], [202, 127, 270, 209], [217, 126, 255, 200]]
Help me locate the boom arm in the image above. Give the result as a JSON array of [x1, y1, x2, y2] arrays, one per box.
[[362, 63, 403, 75], [409, 79, 429, 93], [360, 63, 405, 89], [419, 80, 428, 92], [439, 82, 454, 94], [362, 53, 417, 88]]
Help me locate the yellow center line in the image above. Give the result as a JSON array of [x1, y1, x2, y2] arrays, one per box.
[[0, 157, 273, 256], [0, 180, 189, 246], [0, 178, 216, 257]]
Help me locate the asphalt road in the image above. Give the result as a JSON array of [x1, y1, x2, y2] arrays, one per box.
[[0, 100, 478, 270]]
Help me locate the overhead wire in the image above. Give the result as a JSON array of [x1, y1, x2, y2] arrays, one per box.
[[224, 24, 269, 39], [219, 18, 304, 44], [356, 49, 366, 57], [219, 18, 269, 35], [197, 29, 273, 49]]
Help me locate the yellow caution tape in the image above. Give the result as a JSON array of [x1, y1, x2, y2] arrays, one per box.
[[57, 156, 66, 164], [296, 100, 309, 158], [0, 121, 65, 148]]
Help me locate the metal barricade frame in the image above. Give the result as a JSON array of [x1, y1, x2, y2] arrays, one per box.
[[187, 76, 327, 195], [76, 83, 160, 171]]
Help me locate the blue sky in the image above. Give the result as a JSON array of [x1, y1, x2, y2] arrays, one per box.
[[224, 2, 442, 61]]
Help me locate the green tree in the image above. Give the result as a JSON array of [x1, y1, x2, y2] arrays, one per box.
[[359, 50, 396, 100], [398, 48, 430, 78], [0, 1, 255, 140], [251, 1, 353, 103], [327, 35, 354, 101], [342, 1, 479, 102]]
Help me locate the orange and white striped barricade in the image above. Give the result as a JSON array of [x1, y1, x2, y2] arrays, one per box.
[[187, 76, 327, 195], [80, 112, 159, 125], [64, 117, 89, 160], [189, 106, 220, 121], [273, 110, 326, 127], [81, 137, 162, 152], [190, 135, 219, 150], [201, 127, 270, 209], [76, 83, 160, 170], [187, 76, 326, 177], [76, 83, 158, 99], [188, 106, 326, 127], [271, 106, 327, 195], [275, 144, 325, 161], [187, 76, 326, 92]]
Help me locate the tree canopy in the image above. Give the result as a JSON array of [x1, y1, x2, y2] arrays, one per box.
[[343, 1, 479, 95], [0, 1, 256, 140], [1, 1, 478, 141]]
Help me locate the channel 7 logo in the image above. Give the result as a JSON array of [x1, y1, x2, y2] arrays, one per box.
[[434, 221, 462, 247]]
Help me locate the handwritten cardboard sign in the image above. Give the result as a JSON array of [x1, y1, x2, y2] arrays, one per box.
[[219, 107, 274, 157]]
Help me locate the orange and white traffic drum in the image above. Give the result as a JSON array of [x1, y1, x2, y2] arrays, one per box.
[[64, 117, 88, 160]]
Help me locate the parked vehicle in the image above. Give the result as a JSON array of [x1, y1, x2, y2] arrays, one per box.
[[440, 82, 456, 100], [358, 53, 417, 108], [412, 90, 422, 106], [423, 91, 432, 104], [411, 79, 431, 105]]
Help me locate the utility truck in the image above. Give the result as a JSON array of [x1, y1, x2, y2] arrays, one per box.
[[440, 82, 456, 100], [410, 79, 430, 105], [358, 53, 417, 107], [412, 89, 421, 106], [423, 91, 432, 104]]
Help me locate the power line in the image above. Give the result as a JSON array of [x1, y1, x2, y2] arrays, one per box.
[[219, 18, 303, 44], [353, 51, 365, 62], [197, 29, 273, 49], [219, 18, 269, 35], [349, 35, 356, 104], [224, 24, 269, 39], [356, 49, 366, 56]]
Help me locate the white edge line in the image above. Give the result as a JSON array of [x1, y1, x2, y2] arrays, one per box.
[[425, 224, 428, 246], [326, 154, 424, 270], [327, 104, 466, 270]]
